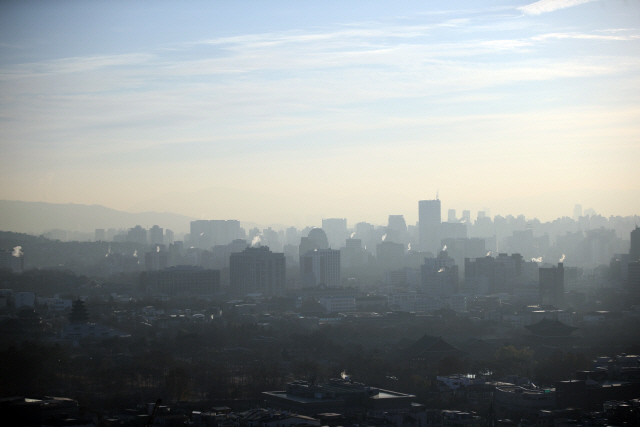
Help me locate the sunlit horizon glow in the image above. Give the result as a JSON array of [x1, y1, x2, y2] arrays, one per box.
[[1, 0, 639, 228]]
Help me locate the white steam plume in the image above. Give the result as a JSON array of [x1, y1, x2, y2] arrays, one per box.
[[382, 234, 387, 241], [532, 257, 543, 263], [442, 245, 447, 251], [12, 246, 23, 257], [486, 251, 492, 257], [133, 250, 138, 257], [408, 243, 411, 251], [350, 232, 356, 239], [251, 234, 262, 247], [559, 254, 566, 263]]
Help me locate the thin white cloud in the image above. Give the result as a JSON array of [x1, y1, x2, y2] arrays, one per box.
[[532, 32, 640, 41], [0, 53, 152, 81], [519, 0, 598, 16]]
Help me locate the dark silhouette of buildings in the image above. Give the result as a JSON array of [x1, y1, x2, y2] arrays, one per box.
[[147, 266, 220, 296], [630, 225, 640, 262]]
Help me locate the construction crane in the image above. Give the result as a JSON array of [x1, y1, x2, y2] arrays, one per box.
[[146, 398, 162, 427]]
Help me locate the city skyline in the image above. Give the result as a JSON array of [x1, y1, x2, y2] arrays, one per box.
[[1, 0, 639, 226]]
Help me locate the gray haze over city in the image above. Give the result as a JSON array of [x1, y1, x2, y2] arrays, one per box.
[[1, 1, 640, 426]]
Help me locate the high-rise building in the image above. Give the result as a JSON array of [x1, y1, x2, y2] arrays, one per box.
[[447, 209, 457, 223], [442, 238, 486, 277], [421, 251, 458, 296], [573, 204, 582, 220], [628, 261, 640, 303], [190, 220, 243, 249], [127, 225, 147, 245], [539, 263, 565, 307], [149, 225, 164, 245], [419, 199, 441, 253], [461, 210, 471, 223], [387, 215, 408, 244], [145, 248, 169, 271], [212, 239, 248, 269], [300, 249, 341, 287], [376, 241, 405, 270], [322, 218, 348, 248], [230, 246, 286, 297], [340, 238, 366, 268], [630, 226, 640, 262], [95, 229, 105, 241]]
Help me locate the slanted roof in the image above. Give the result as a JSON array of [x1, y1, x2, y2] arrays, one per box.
[[403, 334, 465, 359], [524, 318, 578, 337]]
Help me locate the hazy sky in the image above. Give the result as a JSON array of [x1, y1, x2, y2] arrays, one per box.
[[1, 0, 639, 227]]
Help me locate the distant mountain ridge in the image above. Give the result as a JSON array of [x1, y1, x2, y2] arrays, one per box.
[[0, 200, 195, 234]]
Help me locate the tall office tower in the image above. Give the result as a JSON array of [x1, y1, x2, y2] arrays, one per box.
[[190, 220, 242, 249], [387, 215, 408, 244], [355, 221, 375, 235], [165, 229, 174, 244], [628, 261, 640, 303], [447, 209, 457, 223], [127, 225, 148, 245], [322, 218, 348, 248], [461, 210, 471, 223], [421, 250, 458, 296], [376, 241, 405, 270], [341, 238, 366, 268], [493, 253, 517, 294], [262, 227, 281, 251], [212, 239, 248, 269], [630, 226, 640, 262], [573, 204, 582, 220], [230, 246, 286, 297], [539, 263, 565, 307], [441, 237, 486, 277], [419, 199, 441, 254], [145, 248, 169, 271], [95, 229, 106, 241], [286, 227, 299, 246], [149, 225, 164, 245], [190, 220, 212, 248], [300, 249, 341, 287], [211, 220, 242, 246]]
